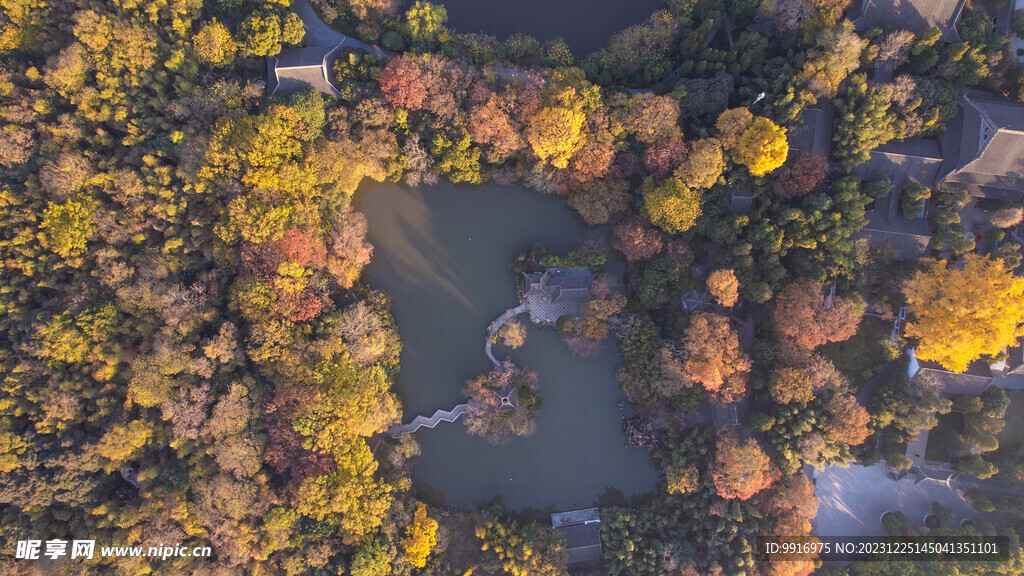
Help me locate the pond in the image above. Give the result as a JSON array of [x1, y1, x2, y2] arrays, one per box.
[[435, 0, 665, 55], [354, 181, 660, 511]]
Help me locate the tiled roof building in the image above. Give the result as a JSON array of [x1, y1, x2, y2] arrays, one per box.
[[266, 45, 344, 98], [850, 0, 967, 43], [522, 267, 593, 325], [937, 91, 1024, 201]]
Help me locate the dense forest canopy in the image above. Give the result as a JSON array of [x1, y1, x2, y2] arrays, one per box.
[[2, 0, 1024, 573]]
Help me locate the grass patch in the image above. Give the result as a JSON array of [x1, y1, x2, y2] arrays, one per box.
[[925, 411, 964, 463], [820, 315, 893, 392]]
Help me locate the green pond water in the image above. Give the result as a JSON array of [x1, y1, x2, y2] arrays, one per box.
[[354, 182, 660, 511], [435, 0, 665, 55]]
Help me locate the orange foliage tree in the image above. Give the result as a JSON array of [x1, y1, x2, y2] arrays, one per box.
[[683, 312, 752, 403], [712, 433, 778, 500]]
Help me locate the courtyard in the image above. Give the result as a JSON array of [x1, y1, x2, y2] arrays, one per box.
[[812, 462, 982, 537]]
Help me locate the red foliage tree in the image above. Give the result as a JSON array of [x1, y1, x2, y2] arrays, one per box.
[[612, 216, 664, 262], [264, 385, 335, 485], [772, 279, 862, 355], [643, 138, 689, 179], [772, 151, 829, 199], [274, 289, 325, 323], [277, 228, 327, 268], [241, 228, 327, 278], [469, 95, 525, 161], [379, 56, 427, 111]]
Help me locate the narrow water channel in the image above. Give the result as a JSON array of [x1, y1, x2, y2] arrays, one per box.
[[354, 181, 660, 511], [435, 0, 665, 55]]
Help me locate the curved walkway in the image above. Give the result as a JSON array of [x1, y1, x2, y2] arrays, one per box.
[[293, 0, 394, 57], [389, 303, 527, 438], [485, 304, 528, 370]]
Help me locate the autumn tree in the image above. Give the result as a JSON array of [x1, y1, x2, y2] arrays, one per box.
[[731, 116, 788, 177], [329, 207, 374, 288], [580, 294, 627, 341], [237, 13, 303, 57], [379, 56, 427, 110], [643, 138, 689, 178], [674, 138, 725, 189], [715, 107, 753, 149], [706, 269, 739, 307], [773, 279, 863, 355], [403, 502, 438, 568], [904, 255, 1024, 373], [772, 151, 829, 198], [613, 216, 664, 262], [684, 312, 752, 404], [469, 92, 528, 162], [797, 21, 867, 98], [40, 194, 96, 259], [625, 93, 682, 144], [567, 179, 631, 226], [527, 104, 586, 169], [770, 366, 815, 405], [823, 393, 872, 446], [712, 433, 777, 500], [990, 206, 1024, 229], [642, 177, 702, 234], [405, 1, 448, 50], [192, 19, 236, 66], [497, 319, 526, 349]]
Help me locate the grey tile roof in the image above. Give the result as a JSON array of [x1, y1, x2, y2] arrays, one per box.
[[852, 157, 934, 259], [788, 107, 833, 158], [854, 139, 945, 188], [523, 267, 593, 324], [938, 92, 1024, 197], [266, 46, 343, 97], [852, 0, 967, 42], [551, 509, 603, 570]]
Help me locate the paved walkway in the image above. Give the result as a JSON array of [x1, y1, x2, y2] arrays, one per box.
[[388, 400, 482, 438], [856, 359, 894, 406], [485, 304, 527, 370], [292, 0, 393, 57]]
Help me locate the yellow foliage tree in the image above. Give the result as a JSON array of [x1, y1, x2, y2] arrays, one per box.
[[192, 19, 236, 66], [674, 137, 725, 189], [905, 255, 1024, 373], [526, 105, 586, 169], [732, 116, 788, 176], [295, 439, 393, 544], [707, 268, 740, 307], [642, 177, 702, 234], [403, 502, 439, 568]]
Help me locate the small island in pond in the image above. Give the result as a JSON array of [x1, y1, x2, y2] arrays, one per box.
[[462, 243, 625, 442], [462, 360, 542, 444]]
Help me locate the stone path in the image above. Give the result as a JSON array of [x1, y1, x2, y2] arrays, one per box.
[[485, 304, 528, 370]]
